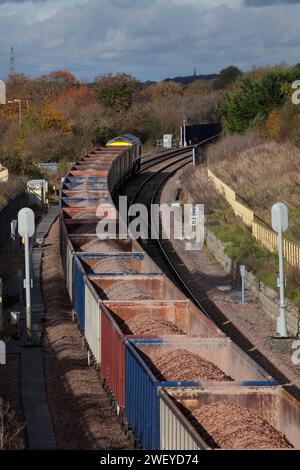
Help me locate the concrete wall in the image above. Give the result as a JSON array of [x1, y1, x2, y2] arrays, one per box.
[[206, 228, 300, 337]]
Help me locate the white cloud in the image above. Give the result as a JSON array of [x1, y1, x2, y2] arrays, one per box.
[[0, 0, 299, 81]]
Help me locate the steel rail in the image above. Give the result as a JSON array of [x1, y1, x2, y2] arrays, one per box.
[[140, 146, 193, 172], [131, 150, 193, 204], [129, 137, 222, 321], [150, 162, 214, 322]]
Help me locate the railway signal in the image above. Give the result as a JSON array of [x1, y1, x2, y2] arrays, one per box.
[[271, 202, 289, 338], [18, 207, 35, 344]]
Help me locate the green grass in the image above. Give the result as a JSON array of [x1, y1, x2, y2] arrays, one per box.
[[207, 209, 300, 305]]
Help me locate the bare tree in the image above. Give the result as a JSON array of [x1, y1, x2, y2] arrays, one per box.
[[0, 399, 25, 450]]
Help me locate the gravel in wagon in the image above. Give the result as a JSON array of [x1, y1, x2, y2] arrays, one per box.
[[92, 258, 135, 274], [69, 201, 99, 208], [150, 349, 232, 382], [74, 211, 97, 220], [126, 312, 184, 337], [80, 239, 121, 253], [73, 224, 98, 234], [104, 280, 154, 301], [191, 401, 293, 449], [67, 191, 91, 198]]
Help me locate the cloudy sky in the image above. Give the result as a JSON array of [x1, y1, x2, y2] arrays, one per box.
[[0, 0, 300, 81]]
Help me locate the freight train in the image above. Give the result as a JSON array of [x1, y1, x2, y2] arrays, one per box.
[[59, 136, 300, 450]]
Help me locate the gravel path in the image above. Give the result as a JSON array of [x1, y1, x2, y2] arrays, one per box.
[[160, 168, 300, 392], [41, 220, 131, 450]]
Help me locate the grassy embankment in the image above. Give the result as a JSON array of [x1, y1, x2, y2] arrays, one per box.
[[181, 133, 300, 305]]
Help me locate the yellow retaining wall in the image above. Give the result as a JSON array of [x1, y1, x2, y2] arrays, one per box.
[[207, 169, 254, 227], [0, 165, 8, 182], [208, 168, 300, 270]]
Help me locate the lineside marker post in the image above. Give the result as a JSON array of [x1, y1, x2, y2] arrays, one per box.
[[272, 203, 288, 338], [11, 219, 17, 253], [240, 265, 246, 303], [192, 148, 196, 167], [0, 278, 3, 332], [18, 208, 35, 344], [183, 118, 187, 147]]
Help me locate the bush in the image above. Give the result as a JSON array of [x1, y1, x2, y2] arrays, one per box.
[[221, 67, 300, 133], [93, 73, 141, 113], [93, 126, 115, 145], [213, 66, 242, 90]]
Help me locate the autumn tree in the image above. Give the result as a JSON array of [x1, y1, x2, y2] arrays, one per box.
[[50, 85, 93, 107], [5, 73, 31, 100], [184, 80, 208, 96], [14, 105, 73, 165], [93, 73, 141, 112], [213, 66, 242, 90], [142, 81, 183, 101], [19, 71, 78, 106]]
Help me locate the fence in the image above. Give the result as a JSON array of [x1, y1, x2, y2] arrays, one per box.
[[0, 166, 8, 182], [208, 168, 300, 270]]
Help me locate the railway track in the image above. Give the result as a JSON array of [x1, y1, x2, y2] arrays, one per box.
[[125, 147, 193, 285], [58, 139, 300, 451], [125, 142, 214, 320], [140, 146, 193, 171]]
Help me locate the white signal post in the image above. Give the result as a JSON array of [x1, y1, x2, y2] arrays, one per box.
[[271, 203, 289, 338], [183, 119, 187, 147], [240, 265, 246, 303], [18, 208, 35, 344], [192, 148, 196, 167]]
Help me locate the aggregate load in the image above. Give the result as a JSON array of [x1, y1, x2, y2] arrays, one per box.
[[74, 212, 97, 220], [73, 224, 97, 234], [191, 401, 293, 449], [126, 312, 184, 337], [82, 167, 100, 171], [104, 281, 153, 301], [92, 258, 135, 274], [151, 349, 232, 382], [80, 239, 121, 253], [68, 191, 91, 198]]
